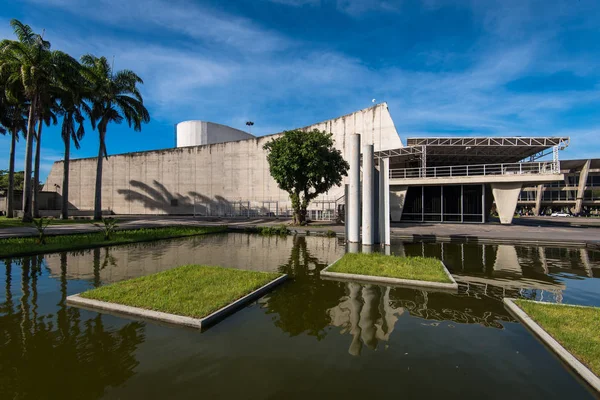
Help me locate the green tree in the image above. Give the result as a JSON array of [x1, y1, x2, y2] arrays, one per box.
[[0, 19, 78, 222], [56, 68, 90, 219], [0, 71, 27, 218], [0, 170, 24, 191], [81, 54, 150, 220], [263, 129, 349, 225], [32, 93, 58, 218]]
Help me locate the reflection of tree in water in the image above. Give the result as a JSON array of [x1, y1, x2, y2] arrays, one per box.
[[264, 235, 346, 340], [0, 256, 146, 399]]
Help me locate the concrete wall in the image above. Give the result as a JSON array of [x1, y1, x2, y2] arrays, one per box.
[[176, 121, 255, 148], [44, 103, 403, 214]]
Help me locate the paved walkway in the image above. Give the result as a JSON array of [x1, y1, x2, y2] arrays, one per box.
[[1, 216, 599, 248]]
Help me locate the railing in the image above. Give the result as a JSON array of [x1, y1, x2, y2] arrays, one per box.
[[390, 161, 559, 180]]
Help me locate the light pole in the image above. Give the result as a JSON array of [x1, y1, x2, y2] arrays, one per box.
[[246, 121, 254, 135]]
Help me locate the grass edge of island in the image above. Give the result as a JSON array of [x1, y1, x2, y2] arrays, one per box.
[[503, 298, 600, 393], [320, 253, 458, 292], [67, 266, 288, 330], [0, 226, 228, 258]]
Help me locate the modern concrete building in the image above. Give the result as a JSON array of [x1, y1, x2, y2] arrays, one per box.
[[39, 102, 577, 225], [517, 159, 600, 216]]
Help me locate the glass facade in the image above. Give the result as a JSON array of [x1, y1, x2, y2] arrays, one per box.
[[401, 184, 484, 223]]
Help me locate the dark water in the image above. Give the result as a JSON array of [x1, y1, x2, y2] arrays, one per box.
[[1, 233, 599, 399]]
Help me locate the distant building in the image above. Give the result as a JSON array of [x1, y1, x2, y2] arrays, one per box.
[[518, 159, 600, 216]]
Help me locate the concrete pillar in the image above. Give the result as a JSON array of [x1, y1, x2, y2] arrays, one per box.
[[373, 166, 380, 244], [574, 159, 591, 215], [389, 185, 408, 222], [378, 158, 391, 245], [348, 134, 361, 243], [534, 184, 543, 216], [344, 184, 349, 239], [362, 144, 374, 245], [347, 242, 360, 254], [491, 182, 522, 224]]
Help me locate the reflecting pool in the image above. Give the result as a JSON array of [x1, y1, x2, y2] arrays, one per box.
[[1, 233, 599, 399]]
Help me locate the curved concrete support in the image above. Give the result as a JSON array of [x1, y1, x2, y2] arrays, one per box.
[[574, 159, 591, 215], [348, 134, 361, 243], [362, 144, 374, 245], [491, 182, 522, 224]]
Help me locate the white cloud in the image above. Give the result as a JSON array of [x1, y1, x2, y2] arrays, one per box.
[[22, 0, 292, 54]]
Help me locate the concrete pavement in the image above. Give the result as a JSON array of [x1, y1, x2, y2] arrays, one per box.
[[0, 216, 599, 248]]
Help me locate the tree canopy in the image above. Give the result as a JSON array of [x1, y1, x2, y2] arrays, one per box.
[[0, 170, 23, 191], [263, 129, 349, 225]]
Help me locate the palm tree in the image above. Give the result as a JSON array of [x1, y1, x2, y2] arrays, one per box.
[[80, 55, 149, 220], [32, 94, 58, 218], [0, 20, 51, 222], [0, 63, 27, 219], [56, 72, 90, 219], [0, 19, 77, 222]]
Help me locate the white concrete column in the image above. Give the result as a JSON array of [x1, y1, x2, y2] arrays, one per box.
[[373, 167, 380, 244], [362, 144, 374, 245], [348, 134, 361, 243], [379, 158, 391, 245], [491, 182, 522, 224]]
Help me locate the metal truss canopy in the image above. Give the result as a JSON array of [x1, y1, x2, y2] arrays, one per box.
[[376, 136, 570, 167]]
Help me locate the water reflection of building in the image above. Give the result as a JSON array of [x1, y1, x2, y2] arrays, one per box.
[[43, 233, 345, 283], [327, 282, 516, 356], [394, 241, 599, 302]]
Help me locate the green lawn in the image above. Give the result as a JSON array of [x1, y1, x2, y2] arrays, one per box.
[[515, 300, 600, 377], [0, 216, 93, 228], [0, 226, 226, 258], [80, 265, 282, 319], [328, 253, 452, 283]]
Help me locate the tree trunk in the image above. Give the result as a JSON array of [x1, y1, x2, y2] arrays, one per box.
[[93, 133, 104, 220], [33, 120, 43, 218], [61, 133, 70, 220], [7, 127, 17, 218], [22, 96, 38, 223]]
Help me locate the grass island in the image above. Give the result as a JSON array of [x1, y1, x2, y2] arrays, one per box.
[[0, 226, 227, 258], [513, 300, 600, 375], [68, 265, 287, 329], [321, 252, 458, 290]]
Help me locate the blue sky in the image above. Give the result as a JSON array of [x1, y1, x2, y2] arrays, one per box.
[[1, 0, 599, 181]]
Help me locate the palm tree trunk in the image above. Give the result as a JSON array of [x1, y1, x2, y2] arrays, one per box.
[[33, 120, 43, 218], [61, 133, 70, 220], [22, 96, 38, 223], [93, 132, 104, 220], [7, 127, 17, 219]]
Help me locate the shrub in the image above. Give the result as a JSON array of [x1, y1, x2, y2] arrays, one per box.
[[94, 218, 119, 240], [260, 225, 290, 236], [32, 217, 52, 244]]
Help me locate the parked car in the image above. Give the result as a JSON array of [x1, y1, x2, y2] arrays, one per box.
[[551, 212, 572, 217]]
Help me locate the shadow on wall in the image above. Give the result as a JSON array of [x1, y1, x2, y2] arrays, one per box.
[[117, 180, 278, 216], [116, 180, 234, 214]]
